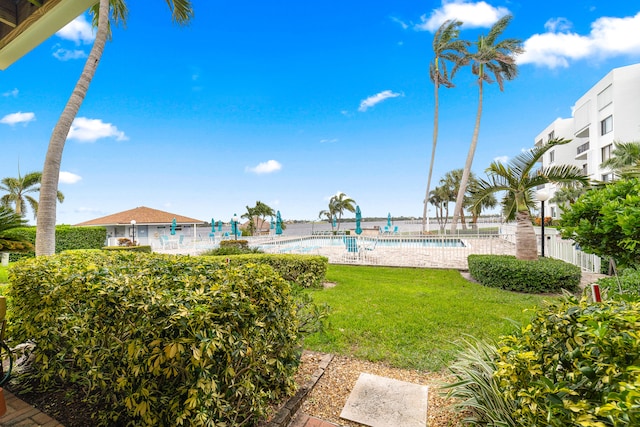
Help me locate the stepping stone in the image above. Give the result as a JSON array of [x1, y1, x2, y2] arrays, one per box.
[[340, 373, 428, 427]]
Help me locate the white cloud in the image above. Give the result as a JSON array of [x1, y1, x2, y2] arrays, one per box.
[[416, 0, 509, 32], [2, 88, 18, 97], [56, 15, 95, 44], [246, 160, 282, 174], [53, 47, 87, 61], [0, 111, 35, 126], [544, 17, 573, 33], [390, 16, 409, 30], [358, 90, 402, 112], [493, 155, 509, 164], [67, 117, 128, 142], [320, 138, 339, 143], [519, 12, 640, 68], [59, 171, 82, 184]]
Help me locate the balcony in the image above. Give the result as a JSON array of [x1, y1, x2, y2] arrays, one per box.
[[576, 142, 589, 160]]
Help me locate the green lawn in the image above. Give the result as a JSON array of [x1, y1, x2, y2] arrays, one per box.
[[0, 265, 7, 284], [304, 265, 553, 372]]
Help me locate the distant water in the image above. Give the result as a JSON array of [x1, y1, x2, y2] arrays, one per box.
[[280, 220, 495, 236]]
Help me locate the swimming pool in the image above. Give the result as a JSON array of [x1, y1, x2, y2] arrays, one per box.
[[256, 236, 466, 252]]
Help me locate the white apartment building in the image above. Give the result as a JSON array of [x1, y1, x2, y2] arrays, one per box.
[[535, 63, 640, 218]]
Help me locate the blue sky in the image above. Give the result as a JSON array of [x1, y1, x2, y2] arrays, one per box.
[[2, 0, 640, 224]]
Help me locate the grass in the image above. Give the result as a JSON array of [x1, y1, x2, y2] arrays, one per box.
[[304, 265, 554, 372], [0, 265, 8, 284]]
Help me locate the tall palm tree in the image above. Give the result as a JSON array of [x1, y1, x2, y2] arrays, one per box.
[[36, 0, 194, 256], [471, 138, 588, 260], [0, 171, 64, 218], [440, 168, 476, 228], [601, 141, 640, 179], [422, 20, 469, 233], [329, 192, 356, 231], [450, 15, 523, 233]]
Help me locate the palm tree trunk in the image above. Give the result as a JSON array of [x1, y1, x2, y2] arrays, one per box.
[[515, 210, 538, 260], [36, 0, 109, 256], [451, 81, 483, 233], [422, 80, 440, 234]]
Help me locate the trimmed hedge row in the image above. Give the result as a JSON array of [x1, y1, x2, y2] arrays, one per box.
[[203, 253, 328, 288], [8, 251, 302, 426], [102, 245, 152, 253], [8, 225, 106, 261], [468, 254, 580, 293]]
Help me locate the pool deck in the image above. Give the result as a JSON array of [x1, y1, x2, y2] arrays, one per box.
[[155, 236, 517, 270]]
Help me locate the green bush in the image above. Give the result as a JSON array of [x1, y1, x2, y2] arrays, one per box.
[[443, 339, 516, 426], [102, 245, 152, 253], [494, 296, 640, 426], [597, 268, 640, 301], [202, 253, 328, 288], [8, 252, 303, 426], [219, 239, 249, 250], [8, 225, 106, 261], [468, 254, 580, 293]]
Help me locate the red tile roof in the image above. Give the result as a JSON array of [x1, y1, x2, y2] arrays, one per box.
[[75, 206, 205, 226]]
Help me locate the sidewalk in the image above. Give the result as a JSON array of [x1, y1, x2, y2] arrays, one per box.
[[0, 389, 63, 426]]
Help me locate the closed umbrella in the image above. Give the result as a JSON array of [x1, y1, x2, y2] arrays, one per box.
[[211, 218, 215, 233], [276, 211, 283, 235], [218, 220, 222, 232], [387, 213, 392, 227], [270, 217, 275, 230], [355, 206, 362, 235], [332, 215, 337, 228], [171, 218, 177, 235]]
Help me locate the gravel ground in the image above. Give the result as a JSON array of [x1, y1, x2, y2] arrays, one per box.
[[298, 351, 461, 427]]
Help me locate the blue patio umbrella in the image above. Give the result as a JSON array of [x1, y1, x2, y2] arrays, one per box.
[[218, 220, 222, 232], [387, 213, 392, 227], [276, 211, 283, 235], [171, 218, 177, 235], [355, 206, 362, 235], [332, 215, 337, 228], [270, 216, 275, 230], [231, 216, 236, 236], [211, 218, 215, 234]]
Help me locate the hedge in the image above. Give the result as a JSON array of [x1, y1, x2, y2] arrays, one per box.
[[102, 245, 152, 253], [202, 253, 328, 288], [495, 296, 640, 426], [7, 225, 106, 261], [8, 251, 303, 426], [468, 254, 580, 293]]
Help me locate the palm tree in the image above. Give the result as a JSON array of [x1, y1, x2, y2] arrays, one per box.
[[0, 207, 33, 253], [329, 192, 356, 231], [0, 171, 64, 218], [450, 15, 523, 233], [429, 185, 452, 232], [440, 168, 477, 229], [36, 0, 194, 256], [471, 138, 588, 260], [467, 189, 497, 229], [422, 20, 469, 233], [601, 141, 640, 179]]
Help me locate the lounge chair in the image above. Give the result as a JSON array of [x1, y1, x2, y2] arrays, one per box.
[[342, 236, 361, 262], [393, 226, 399, 234]]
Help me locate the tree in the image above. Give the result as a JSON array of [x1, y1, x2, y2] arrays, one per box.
[[440, 168, 477, 228], [549, 183, 587, 211], [328, 192, 356, 231], [36, 0, 194, 256], [318, 209, 335, 231], [242, 201, 274, 236], [472, 138, 588, 260], [429, 185, 452, 232], [0, 207, 33, 253], [467, 188, 497, 229], [422, 20, 469, 233], [450, 15, 523, 233], [559, 178, 640, 268], [1, 171, 63, 218], [600, 141, 640, 179]]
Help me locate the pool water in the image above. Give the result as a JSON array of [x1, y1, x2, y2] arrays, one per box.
[[257, 236, 465, 252]]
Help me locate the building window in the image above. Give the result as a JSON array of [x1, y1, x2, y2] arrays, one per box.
[[602, 144, 612, 163], [601, 115, 613, 135], [550, 207, 557, 218], [582, 164, 588, 175], [602, 173, 613, 182], [597, 84, 613, 110], [548, 130, 555, 141], [549, 150, 555, 163]]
